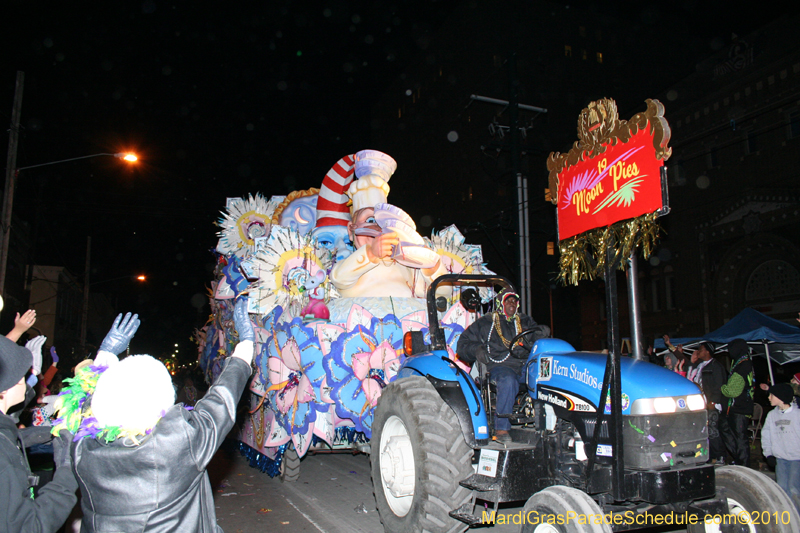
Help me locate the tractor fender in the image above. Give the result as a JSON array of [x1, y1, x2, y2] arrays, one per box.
[[397, 351, 490, 447]]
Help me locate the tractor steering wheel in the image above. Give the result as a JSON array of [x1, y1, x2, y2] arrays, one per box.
[[487, 328, 539, 363]]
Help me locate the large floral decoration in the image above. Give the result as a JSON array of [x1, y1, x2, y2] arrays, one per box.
[[244, 226, 334, 318], [261, 312, 328, 456], [217, 193, 283, 258], [322, 310, 407, 438]]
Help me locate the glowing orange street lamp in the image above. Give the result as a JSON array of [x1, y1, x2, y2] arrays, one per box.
[[0, 151, 139, 294], [136, 275, 146, 281]]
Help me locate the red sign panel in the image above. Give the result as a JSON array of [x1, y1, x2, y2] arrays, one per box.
[[556, 126, 664, 241]]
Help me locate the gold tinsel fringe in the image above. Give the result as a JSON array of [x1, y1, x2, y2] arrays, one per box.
[[557, 212, 662, 286]]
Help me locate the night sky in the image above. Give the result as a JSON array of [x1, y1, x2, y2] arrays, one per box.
[[1, 1, 791, 357]]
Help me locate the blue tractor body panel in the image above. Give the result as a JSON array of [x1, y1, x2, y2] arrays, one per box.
[[398, 350, 490, 442], [528, 339, 701, 415]]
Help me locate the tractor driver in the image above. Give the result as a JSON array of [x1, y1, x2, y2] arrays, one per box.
[[457, 289, 550, 443]]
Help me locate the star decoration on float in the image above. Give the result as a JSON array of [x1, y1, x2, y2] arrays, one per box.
[[216, 193, 283, 258]]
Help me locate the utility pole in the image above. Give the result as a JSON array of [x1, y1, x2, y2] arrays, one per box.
[[0, 71, 24, 295], [470, 55, 546, 316]]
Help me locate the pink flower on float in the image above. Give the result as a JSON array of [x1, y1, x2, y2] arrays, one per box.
[[351, 339, 402, 407], [267, 338, 315, 414]]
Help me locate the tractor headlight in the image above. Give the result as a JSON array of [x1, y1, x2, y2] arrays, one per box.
[[653, 397, 677, 413], [631, 395, 701, 415], [685, 394, 706, 411]]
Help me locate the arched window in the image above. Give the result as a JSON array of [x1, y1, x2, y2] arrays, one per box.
[[745, 260, 800, 301]]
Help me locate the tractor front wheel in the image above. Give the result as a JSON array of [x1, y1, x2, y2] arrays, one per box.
[[688, 465, 798, 533], [371, 376, 473, 533]]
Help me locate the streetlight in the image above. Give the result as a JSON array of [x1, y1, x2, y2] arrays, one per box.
[[0, 152, 137, 294], [13, 152, 138, 172]]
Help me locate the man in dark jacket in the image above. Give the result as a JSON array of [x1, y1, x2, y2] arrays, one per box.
[[686, 342, 727, 463], [719, 338, 754, 467], [0, 335, 77, 533], [457, 289, 549, 443], [56, 299, 254, 532]]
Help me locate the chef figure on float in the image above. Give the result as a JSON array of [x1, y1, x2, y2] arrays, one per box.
[[330, 150, 446, 299]]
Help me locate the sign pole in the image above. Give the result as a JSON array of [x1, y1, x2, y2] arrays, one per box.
[[604, 238, 625, 499], [626, 253, 645, 360]]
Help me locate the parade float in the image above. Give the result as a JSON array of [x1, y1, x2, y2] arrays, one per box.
[[195, 150, 494, 478]]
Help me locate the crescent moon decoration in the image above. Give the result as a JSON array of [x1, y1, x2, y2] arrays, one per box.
[[217, 193, 283, 258], [248, 226, 334, 320]]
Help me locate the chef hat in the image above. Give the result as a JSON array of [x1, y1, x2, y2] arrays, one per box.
[[347, 150, 396, 213], [315, 154, 355, 228]]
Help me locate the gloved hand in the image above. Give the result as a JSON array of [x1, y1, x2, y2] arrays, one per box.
[[25, 335, 46, 376], [50, 346, 59, 364], [765, 455, 777, 468], [99, 313, 140, 355], [52, 429, 74, 470], [233, 297, 254, 342], [26, 374, 38, 387]]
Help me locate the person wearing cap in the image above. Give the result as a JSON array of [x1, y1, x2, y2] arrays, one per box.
[[457, 289, 550, 443], [0, 335, 78, 533], [53, 301, 255, 532], [792, 373, 800, 398], [330, 150, 446, 299], [761, 382, 800, 511], [684, 342, 727, 463], [719, 338, 755, 467]]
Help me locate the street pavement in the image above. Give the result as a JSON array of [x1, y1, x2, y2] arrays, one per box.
[[209, 438, 775, 533], [208, 440, 524, 533]]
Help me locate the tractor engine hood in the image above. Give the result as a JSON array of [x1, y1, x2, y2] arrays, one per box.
[[526, 339, 703, 415]]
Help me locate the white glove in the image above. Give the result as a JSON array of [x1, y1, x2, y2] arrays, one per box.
[[25, 335, 47, 376]]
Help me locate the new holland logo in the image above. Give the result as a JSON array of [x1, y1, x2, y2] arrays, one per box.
[[539, 356, 552, 381]]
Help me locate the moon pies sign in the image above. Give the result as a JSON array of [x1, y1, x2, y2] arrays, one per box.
[[547, 99, 672, 284]]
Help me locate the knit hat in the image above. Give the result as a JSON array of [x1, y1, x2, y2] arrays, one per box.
[[792, 373, 800, 383], [91, 355, 176, 435], [768, 383, 794, 406], [495, 289, 520, 318], [495, 288, 520, 308], [315, 155, 355, 228], [0, 336, 32, 392], [347, 150, 396, 213]]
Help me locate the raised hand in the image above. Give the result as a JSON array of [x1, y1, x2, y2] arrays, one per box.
[[25, 335, 47, 376], [232, 297, 254, 342], [99, 313, 140, 355], [6, 309, 37, 342], [50, 346, 59, 365]]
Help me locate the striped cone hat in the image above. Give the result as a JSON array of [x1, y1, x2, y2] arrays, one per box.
[[315, 154, 355, 228]]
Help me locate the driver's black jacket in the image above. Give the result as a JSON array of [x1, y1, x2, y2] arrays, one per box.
[[457, 312, 549, 373]]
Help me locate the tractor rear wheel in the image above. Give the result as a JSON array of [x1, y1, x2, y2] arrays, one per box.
[[371, 376, 473, 533]]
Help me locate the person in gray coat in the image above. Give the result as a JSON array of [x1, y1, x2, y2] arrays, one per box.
[[54, 298, 254, 532], [0, 335, 77, 533]]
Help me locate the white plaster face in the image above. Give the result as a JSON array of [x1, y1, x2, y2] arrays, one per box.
[[279, 196, 318, 235], [313, 226, 354, 262], [349, 207, 380, 249]]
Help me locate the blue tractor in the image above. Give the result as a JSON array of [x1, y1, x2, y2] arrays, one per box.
[[370, 274, 797, 532]]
